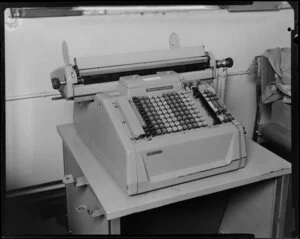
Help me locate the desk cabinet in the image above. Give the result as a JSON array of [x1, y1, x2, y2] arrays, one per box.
[[63, 145, 109, 234], [59, 124, 290, 237]]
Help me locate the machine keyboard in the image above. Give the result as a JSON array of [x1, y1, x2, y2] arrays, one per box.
[[193, 87, 235, 124], [132, 91, 208, 138]]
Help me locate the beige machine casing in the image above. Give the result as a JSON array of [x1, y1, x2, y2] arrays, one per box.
[[74, 74, 247, 195], [52, 45, 247, 195]]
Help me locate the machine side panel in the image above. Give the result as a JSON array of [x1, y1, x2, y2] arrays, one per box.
[[74, 99, 137, 195]]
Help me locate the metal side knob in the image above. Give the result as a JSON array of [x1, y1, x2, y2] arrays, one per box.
[[51, 77, 66, 90], [216, 57, 234, 68]]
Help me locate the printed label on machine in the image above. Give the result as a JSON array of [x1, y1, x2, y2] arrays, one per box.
[[146, 85, 174, 92], [143, 76, 161, 81]]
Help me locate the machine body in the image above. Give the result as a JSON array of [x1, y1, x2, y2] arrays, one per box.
[[51, 45, 247, 195]]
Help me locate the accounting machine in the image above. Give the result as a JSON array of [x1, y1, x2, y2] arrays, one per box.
[[51, 44, 247, 195]]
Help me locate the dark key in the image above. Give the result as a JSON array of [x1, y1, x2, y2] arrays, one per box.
[[153, 120, 159, 126], [141, 103, 147, 108]]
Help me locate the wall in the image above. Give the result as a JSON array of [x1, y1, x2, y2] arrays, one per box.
[[5, 9, 294, 191]]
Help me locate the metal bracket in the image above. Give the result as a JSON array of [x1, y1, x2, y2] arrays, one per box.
[[74, 176, 89, 187], [75, 205, 105, 218], [62, 174, 89, 187]]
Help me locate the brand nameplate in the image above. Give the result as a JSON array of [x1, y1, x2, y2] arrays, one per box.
[[146, 85, 173, 92]]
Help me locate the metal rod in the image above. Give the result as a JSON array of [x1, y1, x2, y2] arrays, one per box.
[[227, 70, 250, 76], [5, 70, 249, 102], [6, 92, 61, 102]]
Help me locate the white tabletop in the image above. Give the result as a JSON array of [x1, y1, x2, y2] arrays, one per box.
[[58, 123, 291, 220]]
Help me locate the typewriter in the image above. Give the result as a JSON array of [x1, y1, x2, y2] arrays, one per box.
[[51, 45, 247, 195]]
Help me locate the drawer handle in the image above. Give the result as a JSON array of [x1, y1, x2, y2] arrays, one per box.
[[62, 174, 89, 187], [75, 205, 105, 218]]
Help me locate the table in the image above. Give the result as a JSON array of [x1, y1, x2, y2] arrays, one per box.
[[57, 123, 291, 237]]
